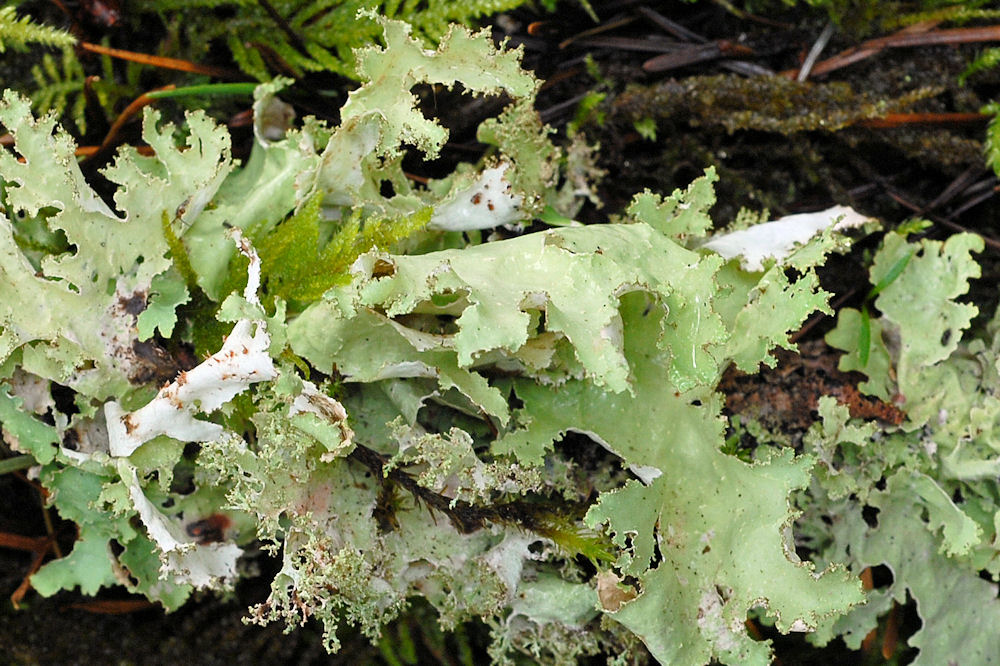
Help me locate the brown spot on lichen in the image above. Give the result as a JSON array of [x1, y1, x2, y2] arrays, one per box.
[[118, 291, 147, 318], [123, 414, 137, 435], [166, 390, 184, 409], [186, 514, 232, 545], [596, 570, 638, 612], [372, 259, 396, 277], [62, 428, 80, 451]]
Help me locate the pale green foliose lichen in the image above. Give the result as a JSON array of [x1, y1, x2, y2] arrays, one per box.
[[0, 15, 906, 666], [795, 228, 1000, 664]]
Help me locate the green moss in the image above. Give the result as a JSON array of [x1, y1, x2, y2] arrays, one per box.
[[247, 194, 432, 307], [611, 74, 942, 135]]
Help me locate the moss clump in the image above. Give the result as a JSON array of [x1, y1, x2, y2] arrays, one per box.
[[611, 74, 942, 134]]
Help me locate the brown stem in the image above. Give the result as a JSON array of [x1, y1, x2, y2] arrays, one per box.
[[256, 0, 310, 56], [348, 442, 557, 535], [79, 42, 245, 80]]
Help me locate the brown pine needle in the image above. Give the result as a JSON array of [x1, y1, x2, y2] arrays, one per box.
[[855, 112, 989, 128], [79, 86, 175, 162], [65, 599, 159, 614], [79, 42, 244, 80], [785, 21, 940, 78]]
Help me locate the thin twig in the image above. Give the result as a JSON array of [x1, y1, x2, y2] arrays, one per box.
[[79, 42, 244, 80], [65, 599, 159, 614], [39, 502, 62, 559], [256, 0, 310, 56], [540, 91, 591, 123], [854, 112, 989, 128], [709, 0, 794, 28], [636, 6, 772, 75], [11, 548, 47, 608], [866, 23, 1000, 49], [927, 166, 987, 211], [643, 40, 754, 72], [571, 36, 687, 53], [797, 22, 835, 82], [635, 6, 706, 43], [76, 145, 155, 158], [949, 183, 1000, 219], [81, 86, 175, 163], [885, 188, 1000, 251], [798, 20, 959, 78], [559, 16, 636, 49], [789, 288, 860, 344], [0, 532, 50, 551]]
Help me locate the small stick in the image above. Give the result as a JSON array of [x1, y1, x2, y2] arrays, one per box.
[[559, 16, 635, 49], [866, 23, 1000, 49], [926, 165, 987, 211], [643, 40, 753, 72], [885, 188, 1000, 251], [82, 86, 175, 163], [785, 21, 939, 78], [854, 112, 989, 128], [65, 599, 159, 614], [634, 6, 706, 43], [256, 0, 310, 55], [797, 22, 836, 82], [79, 41, 244, 80]]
